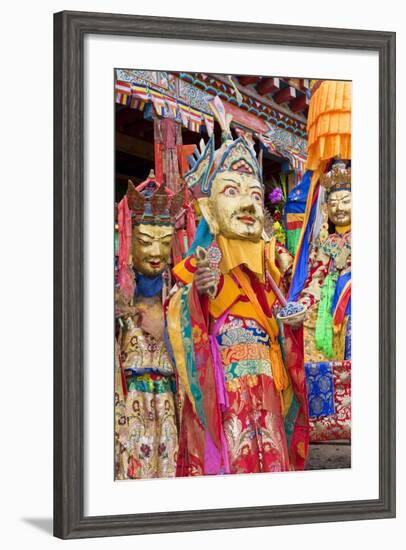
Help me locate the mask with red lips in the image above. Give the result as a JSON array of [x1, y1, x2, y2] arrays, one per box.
[[198, 171, 265, 242]]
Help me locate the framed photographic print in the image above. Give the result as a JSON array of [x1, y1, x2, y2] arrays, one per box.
[[54, 10, 396, 539]]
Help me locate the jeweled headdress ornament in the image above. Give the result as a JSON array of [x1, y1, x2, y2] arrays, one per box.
[[319, 161, 351, 194], [127, 175, 185, 226], [184, 96, 262, 199]]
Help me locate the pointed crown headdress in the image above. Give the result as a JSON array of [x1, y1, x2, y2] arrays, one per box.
[[184, 96, 262, 199], [127, 171, 185, 226], [319, 161, 351, 194]]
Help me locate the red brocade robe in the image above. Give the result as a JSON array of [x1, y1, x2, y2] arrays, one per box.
[[167, 236, 309, 476]]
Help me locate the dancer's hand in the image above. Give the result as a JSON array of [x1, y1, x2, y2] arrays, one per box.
[[280, 310, 306, 328], [194, 265, 218, 296], [277, 302, 307, 329]]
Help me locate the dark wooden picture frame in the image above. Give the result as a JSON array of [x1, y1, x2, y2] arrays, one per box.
[[54, 10, 396, 539]]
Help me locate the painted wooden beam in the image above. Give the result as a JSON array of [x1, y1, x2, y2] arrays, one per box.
[[223, 102, 269, 134], [238, 75, 261, 86], [290, 94, 310, 113], [274, 86, 297, 104], [256, 77, 280, 96]]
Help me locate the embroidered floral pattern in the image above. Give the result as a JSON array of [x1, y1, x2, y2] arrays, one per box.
[[224, 359, 273, 383], [121, 321, 173, 376], [308, 361, 351, 442], [221, 343, 270, 364], [191, 324, 208, 345], [217, 316, 290, 473], [125, 386, 178, 478], [115, 295, 178, 480], [305, 362, 335, 418]]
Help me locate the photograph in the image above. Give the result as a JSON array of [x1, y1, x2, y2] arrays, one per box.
[[0, 0, 399, 546], [52, 9, 395, 538], [113, 69, 352, 480]]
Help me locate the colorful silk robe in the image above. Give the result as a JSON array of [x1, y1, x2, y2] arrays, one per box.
[[299, 230, 351, 360], [115, 293, 178, 479], [167, 237, 309, 476], [298, 230, 351, 442]]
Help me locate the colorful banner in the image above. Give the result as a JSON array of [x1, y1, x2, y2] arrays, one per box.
[[115, 80, 214, 135]]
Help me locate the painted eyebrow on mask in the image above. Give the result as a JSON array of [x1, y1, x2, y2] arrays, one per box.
[[138, 231, 173, 240], [221, 178, 262, 190], [249, 183, 263, 191], [329, 191, 351, 199], [221, 178, 241, 186]]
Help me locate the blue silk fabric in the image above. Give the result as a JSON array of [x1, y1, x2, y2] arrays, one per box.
[[284, 169, 312, 217], [305, 362, 335, 418], [134, 272, 163, 298], [287, 171, 318, 302]]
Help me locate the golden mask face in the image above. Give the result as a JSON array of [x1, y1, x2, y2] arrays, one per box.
[[132, 224, 174, 277], [199, 171, 264, 242], [327, 190, 352, 227]]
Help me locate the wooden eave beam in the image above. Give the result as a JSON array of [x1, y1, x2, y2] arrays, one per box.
[[274, 86, 297, 104], [290, 94, 310, 113], [238, 75, 261, 86], [256, 77, 280, 96]]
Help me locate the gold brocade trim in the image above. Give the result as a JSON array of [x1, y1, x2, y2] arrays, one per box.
[[304, 306, 348, 362]]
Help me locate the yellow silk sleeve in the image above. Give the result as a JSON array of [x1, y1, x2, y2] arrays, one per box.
[[172, 256, 197, 285]]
